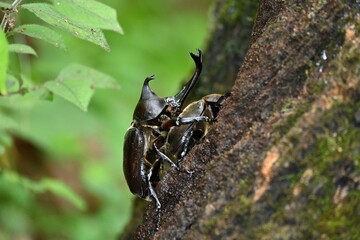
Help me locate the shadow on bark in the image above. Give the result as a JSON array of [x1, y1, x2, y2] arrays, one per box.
[[120, 0, 360, 239]]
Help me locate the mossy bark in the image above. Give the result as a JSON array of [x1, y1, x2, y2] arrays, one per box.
[[120, 0, 360, 239]]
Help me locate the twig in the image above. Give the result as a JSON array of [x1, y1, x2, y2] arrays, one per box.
[[1, 0, 23, 32]]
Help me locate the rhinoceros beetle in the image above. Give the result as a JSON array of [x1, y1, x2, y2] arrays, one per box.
[[123, 49, 227, 230]]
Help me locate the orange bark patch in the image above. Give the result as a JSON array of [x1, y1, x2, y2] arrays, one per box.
[[253, 148, 280, 202]]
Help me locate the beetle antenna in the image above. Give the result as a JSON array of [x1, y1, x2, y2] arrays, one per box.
[[173, 49, 202, 107]]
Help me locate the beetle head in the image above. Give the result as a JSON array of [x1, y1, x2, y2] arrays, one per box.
[[133, 75, 167, 122], [133, 49, 203, 122]]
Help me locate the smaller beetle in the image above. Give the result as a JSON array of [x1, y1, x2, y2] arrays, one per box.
[[123, 50, 227, 230], [160, 93, 227, 162]]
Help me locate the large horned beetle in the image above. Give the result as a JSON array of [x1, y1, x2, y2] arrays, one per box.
[[123, 50, 227, 230]]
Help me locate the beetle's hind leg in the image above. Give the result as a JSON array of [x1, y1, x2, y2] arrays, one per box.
[[147, 163, 162, 231]]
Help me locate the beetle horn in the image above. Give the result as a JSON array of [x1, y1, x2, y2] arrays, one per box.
[[133, 75, 167, 122], [174, 49, 202, 107], [140, 75, 157, 100]]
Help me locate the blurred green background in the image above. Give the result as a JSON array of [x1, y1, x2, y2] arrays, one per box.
[[0, 0, 213, 239]]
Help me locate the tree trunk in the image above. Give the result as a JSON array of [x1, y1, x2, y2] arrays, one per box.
[[120, 0, 360, 239]]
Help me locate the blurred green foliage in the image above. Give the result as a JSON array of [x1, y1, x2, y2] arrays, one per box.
[[0, 0, 212, 238]]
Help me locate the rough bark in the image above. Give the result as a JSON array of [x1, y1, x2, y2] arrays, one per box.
[[120, 0, 360, 239]]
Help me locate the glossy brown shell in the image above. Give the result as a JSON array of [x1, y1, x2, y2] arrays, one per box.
[[123, 126, 148, 198]]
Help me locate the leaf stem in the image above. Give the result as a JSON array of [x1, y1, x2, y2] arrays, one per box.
[[1, 0, 23, 31]]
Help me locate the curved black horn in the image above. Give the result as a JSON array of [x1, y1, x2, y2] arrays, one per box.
[[140, 75, 156, 100], [174, 49, 202, 106]]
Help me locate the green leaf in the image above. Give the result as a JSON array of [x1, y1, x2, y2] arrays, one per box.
[[57, 64, 121, 89], [0, 131, 12, 156], [22, 3, 110, 51], [0, 2, 11, 8], [8, 44, 37, 56], [13, 24, 66, 49], [38, 179, 86, 210], [46, 77, 94, 112], [0, 131, 12, 146], [0, 30, 8, 95], [45, 64, 120, 111], [52, 0, 123, 34], [0, 144, 4, 156], [5, 74, 20, 92], [0, 88, 48, 111], [0, 111, 18, 130], [1, 170, 86, 210]]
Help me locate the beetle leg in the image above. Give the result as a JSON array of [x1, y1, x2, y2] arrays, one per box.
[[154, 145, 180, 171], [154, 145, 195, 175], [147, 164, 162, 230], [176, 116, 210, 125], [160, 115, 211, 131]]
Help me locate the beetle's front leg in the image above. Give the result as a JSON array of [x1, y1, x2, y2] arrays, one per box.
[[159, 115, 211, 131]]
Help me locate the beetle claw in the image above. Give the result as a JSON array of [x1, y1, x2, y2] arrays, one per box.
[[155, 205, 161, 231], [184, 168, 194, 176]]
